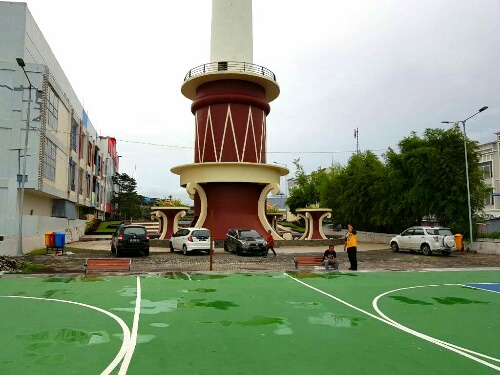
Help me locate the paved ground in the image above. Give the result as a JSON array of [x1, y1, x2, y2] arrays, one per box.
[[19, 238, 500, 274]]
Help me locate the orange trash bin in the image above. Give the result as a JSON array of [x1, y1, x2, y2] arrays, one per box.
[[45, 232, 55, 247], [454, 234, 463, 251]]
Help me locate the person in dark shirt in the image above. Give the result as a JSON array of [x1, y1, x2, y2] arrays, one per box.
[[322, 244, 338, 270]]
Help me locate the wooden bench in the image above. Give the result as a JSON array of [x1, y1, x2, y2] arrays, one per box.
[[293, 256, 325, 269], [85, 258, 131, 273]]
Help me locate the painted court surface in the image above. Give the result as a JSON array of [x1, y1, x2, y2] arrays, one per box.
[[0, 270, 499, 374]]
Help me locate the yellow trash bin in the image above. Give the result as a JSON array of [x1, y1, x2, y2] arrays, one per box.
[[44, 231, 55, 247], [454, 234, 463, 251]]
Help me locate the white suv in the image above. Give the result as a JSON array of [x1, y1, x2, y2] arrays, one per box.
[[390, 226, 456, 256], [169, 227, 211, 255]]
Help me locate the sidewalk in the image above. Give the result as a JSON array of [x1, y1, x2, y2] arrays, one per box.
[[67, 238, 389, 254]]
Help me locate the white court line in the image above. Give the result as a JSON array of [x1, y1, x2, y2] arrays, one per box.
[[0, 295, 131, 375], [463, 283, 500, 295], [119, 276, 142, 375], [372, 284, 500, 365], [285, 274, 500, 372]]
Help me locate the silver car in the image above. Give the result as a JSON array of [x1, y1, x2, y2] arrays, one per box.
[[390, 226, 456, 256], [169, 227, 211, 255]]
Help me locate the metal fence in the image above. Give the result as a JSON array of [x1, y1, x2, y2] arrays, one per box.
[[184, 61, 276, 82]]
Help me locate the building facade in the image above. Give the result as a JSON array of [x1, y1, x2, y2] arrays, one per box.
[[0, 2, 119, 254], [478, 132, 500, 218]]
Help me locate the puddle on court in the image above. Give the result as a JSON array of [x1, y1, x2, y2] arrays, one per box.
[[389, 296, 433, 305], [432, 297, 488, 305], [220, 316, 293, 335], [17, 328, 110, 347], [286, 272, 358, 279], [178, 299, 238, 310], [163, 273, 228, 281], [308, 313, 364, 328], [113, 299, 178, 314], [117, 287, 137, 297], [150, 323, 169, 328], [42, 289, 66, 298], [43, 277, 74, 283], [180, 288, 217, 294], [286, 301, 325, 310]]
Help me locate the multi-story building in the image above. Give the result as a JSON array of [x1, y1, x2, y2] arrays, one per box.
[[478, 132, 500, 218], [0, 2, 119, 255]]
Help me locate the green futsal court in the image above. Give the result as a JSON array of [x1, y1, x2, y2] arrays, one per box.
[[0, 270, 499, 374]]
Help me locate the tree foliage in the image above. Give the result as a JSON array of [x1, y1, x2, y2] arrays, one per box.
[[111, 173, 142, 220], [289, 126, 490, 239]]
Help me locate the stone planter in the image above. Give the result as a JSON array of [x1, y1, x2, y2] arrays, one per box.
[[295, 208, 332, 240], [266, 212, 284, 231], [151, 206, 190, 240]]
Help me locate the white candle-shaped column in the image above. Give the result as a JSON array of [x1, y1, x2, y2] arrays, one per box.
[[210, 0, 253, 63]]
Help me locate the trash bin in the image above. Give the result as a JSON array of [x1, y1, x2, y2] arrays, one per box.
[[45, 232, 55, 247], [454, 233, 463, 250], [55, 231, 66, 249]]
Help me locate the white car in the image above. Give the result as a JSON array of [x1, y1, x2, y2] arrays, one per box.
[[169, 227, 211, 255], [390, 226, 456, 256]]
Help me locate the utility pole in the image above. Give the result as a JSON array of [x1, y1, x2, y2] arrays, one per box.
[[354, 127, 359, 155], [16, 58, 41, 256]]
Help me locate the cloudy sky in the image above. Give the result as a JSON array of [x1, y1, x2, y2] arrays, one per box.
[[24, 0, 500, 201]]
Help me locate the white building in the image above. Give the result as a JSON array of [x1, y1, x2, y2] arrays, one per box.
[[478, 132, 500, 218], [0, 2, 119, 255]]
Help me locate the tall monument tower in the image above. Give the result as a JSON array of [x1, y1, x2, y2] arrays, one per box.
[[172, 0, 287, 240]]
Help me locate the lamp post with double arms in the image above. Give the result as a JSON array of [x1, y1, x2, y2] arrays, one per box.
[[441, 106, 488, 250], [16, 58, 41, 256]]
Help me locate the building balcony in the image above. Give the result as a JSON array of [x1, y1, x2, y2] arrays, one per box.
[[182, 61, 280, 102]]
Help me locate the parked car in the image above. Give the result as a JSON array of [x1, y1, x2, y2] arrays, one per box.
[[224, 229, 267, 255], [111, 225, 150, 256], [390, 226, 456, 256], [169, 227, 211, 255]]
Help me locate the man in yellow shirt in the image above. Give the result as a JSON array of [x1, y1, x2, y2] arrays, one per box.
[[344, 223, 358, 270]]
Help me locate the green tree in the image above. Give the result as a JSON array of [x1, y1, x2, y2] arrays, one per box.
[[286, 158, 327, 214], [384, 126, 490, 237], [111, 173, 142, 220]]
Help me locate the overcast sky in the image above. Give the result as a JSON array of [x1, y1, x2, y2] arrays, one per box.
[[23, 0, 500, 201]]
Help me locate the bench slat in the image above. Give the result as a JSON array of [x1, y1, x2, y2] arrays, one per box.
[[293, 255, 326, 269], [85, 258, 131, 273]]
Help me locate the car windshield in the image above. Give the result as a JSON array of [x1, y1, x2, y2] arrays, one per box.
[[425, 228, 453, 236], [238, 230, 262, 240], [193, 230, 210, 238], [124, 227, 146, 235]]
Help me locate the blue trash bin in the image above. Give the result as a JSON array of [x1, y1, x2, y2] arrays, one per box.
[[55, 231, 66, 250]]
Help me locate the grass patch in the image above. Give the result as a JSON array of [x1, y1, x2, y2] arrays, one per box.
[[28, 247, 108, 255], [279, 221, 305, 233], [94, 221, 121, 234]]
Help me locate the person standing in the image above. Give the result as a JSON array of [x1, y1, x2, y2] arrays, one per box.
[[344, 223, 358, 270], [265, 230, 276, 257], [322, 244, 338, 270]]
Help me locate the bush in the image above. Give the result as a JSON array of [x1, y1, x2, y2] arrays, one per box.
[[478, 231, 500, 239], [85, 219, 101, 235]]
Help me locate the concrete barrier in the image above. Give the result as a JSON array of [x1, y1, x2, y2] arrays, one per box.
[[474, 239, 500, 255]]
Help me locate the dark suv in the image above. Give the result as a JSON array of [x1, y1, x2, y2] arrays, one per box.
[[111, 225, 150, 256], [223, 229, 267, 255]]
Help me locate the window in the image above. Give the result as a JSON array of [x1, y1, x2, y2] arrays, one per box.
[[413, 229, 424, 236], [44, 138, 57, 181], [87, 142, 92, 166], [47, 87, 59, 130], [69, 159, 76, 191], [70, 119, 79, 152], [402, 229, 414, 236], [479, 161, 492, 178]]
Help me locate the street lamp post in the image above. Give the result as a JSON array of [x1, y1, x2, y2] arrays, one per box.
[[16, 58, 41, 256], [442, 106, 488, 251]]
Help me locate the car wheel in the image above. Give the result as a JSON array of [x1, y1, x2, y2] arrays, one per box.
[[422, 244, 432, 256], [111, 242, 116, 254], [205, 250, 211, 255], [116, 246, 122, 257], [144, 249, 150, 256], [223, 242, 229, 252], [182, 245, 188, 255], [235, 247, 241, 255], [443, 235, 455, 249], [169, 242, 174, 253], [391, 242, 399, 253], [441, 251, 451, 256]]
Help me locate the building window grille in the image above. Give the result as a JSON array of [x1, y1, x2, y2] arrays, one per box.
[[44, 138, 57, 181], [69, 160, 76, 191], [70, 119, 79, 152], [47, 87, 59, 130]]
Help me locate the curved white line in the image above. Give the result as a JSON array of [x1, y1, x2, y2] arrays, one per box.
[[372, 284, 500, 365], [119, 276, 142, 374], [285, 274, 500, 372], [0, 295, 131, 375]]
